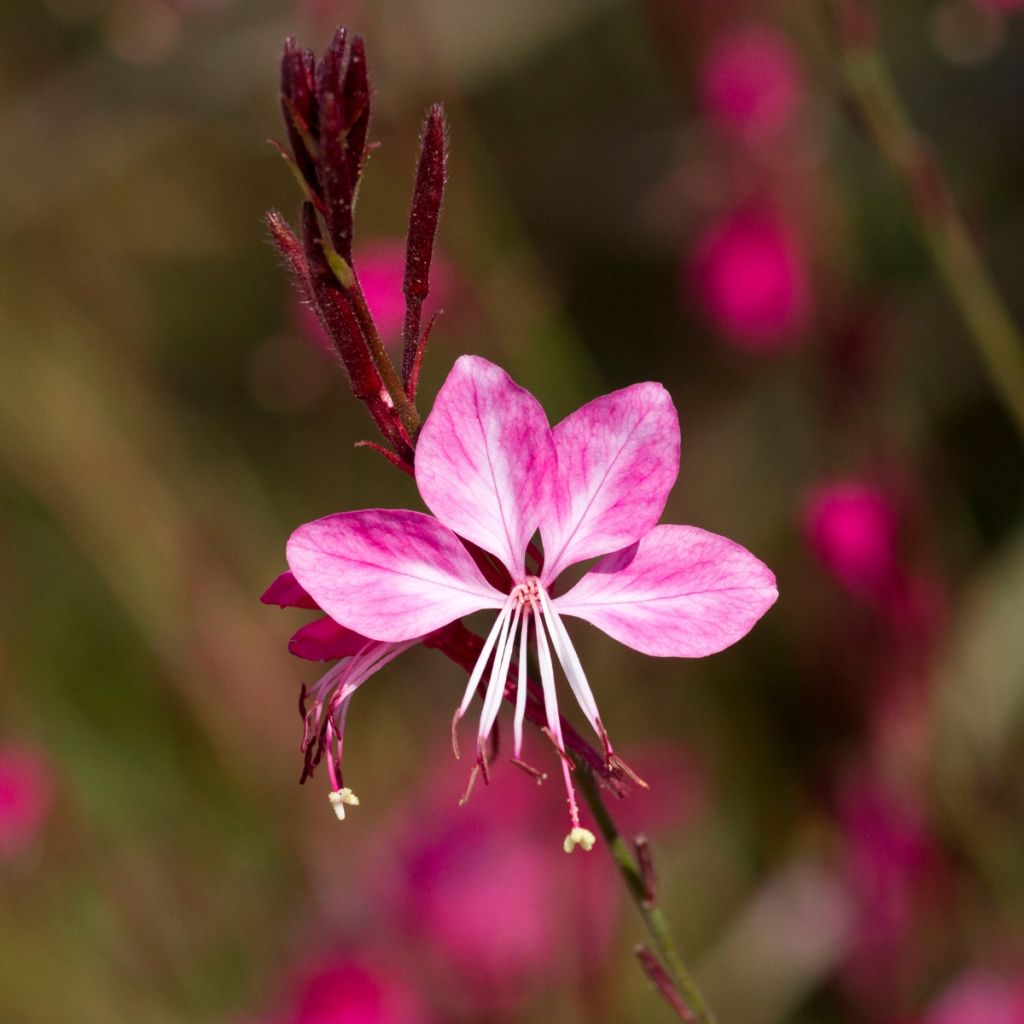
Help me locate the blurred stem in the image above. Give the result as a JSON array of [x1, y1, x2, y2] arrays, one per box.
[[575, 762, 718, 1024], [827, 0, 1024, 445]]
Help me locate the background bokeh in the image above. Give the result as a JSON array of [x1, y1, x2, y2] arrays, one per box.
[[2, 0, 1024, 1021]]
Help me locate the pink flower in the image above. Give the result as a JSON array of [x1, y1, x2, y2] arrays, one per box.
[[277, 355, 777, 847], [284, 957, 428, 1024], [838, 776, 941, 1003], [0, 743, 55, 860], [802, 480, 900, 600], [690, 208, 811, 349], [295, 240, 453, 353], [369, 743, 703, 1015], [925, 969, 1024, 1024], [698, 26, 803, 140]]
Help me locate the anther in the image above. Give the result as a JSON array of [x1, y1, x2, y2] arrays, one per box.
[[563, 826, 596, 853], [327, 787, 360, 821]]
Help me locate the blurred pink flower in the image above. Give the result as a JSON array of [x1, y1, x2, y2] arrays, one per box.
[[925, 969, 1024, 1024], [690, 208, 812, 349], [0, 743, 54, 860], [282, 957, 429, 1024], [296, 240, 454, 354], [838, 776, 942, 1002], [802, 480, 901, 601], [972, 0, 1024, 13], [368, 744, 703, 1017], [698, 26, 803, 140]]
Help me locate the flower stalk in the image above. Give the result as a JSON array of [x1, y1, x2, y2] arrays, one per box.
[[576, 762, 720, 1024], [826, 0, 1024, 445]]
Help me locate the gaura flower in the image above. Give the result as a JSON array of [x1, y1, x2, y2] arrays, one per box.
[[274, 355, 777, 849]]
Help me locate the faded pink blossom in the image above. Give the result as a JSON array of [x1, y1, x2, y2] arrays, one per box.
[[284, 957, 428, 1024], [369, 743, 704, 1016], [838, 776, 941, 1002], [690, 209, 811, 349], [296, 240, 454, 353], [803, 480, 900, 600], [698, 26, 803, 140], [0, 743, 54, 860], [925, 969, 1024, 1024], [972, 0, 1024, 13], [273, 355, 776, 846]]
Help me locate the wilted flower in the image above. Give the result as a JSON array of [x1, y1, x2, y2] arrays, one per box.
[[278, 355, 776, 847], [690, 207, 811, 350], [698, 25, 803, 141], [0, 742, 55, 861], [802, 479, 900, 601]]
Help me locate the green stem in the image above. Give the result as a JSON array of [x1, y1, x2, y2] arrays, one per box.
[[575, 762, 719, 1024], [829, 0, 1024, 445]]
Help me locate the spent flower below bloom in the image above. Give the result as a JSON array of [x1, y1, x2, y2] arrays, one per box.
[[274, 354, 777, 849]]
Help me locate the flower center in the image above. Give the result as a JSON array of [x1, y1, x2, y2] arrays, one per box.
[[511, 576, 542, 611]]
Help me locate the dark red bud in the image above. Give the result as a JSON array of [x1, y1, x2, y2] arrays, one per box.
[[401, 104, 448, 393]]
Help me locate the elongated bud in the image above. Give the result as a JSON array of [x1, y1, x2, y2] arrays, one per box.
[[314, 28, 371, 261], [401, 104, 448, 396], [280, 38, 320, 196]]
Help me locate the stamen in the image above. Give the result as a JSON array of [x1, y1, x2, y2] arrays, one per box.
[[538, 591, 606, 745], [532, 598, 587, 844], [478, 603, 522, 741], [563, 826, 597, 853], [327, 787, 360, 821], [513, 610, 530, 759], [454, 596, 515, 724]]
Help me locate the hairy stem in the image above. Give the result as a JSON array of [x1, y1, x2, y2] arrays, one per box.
[[575, 763, 720, 1024], [827, 0, 1024, 444]]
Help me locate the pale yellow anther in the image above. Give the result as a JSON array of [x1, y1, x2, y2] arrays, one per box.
[[563, 826, 596, 853], [327, 787, 360, 821]]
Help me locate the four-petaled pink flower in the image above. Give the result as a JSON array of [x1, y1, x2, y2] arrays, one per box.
[[276, 355, 777, 849]]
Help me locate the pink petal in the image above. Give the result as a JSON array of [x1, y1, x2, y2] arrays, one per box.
[[287, 509, 504, 642], [288, 616, 373, 661], [541, 382, 680, 583], [261, 570, 319, 610], [553, 524, 777, 657], [415, 356, 556, 577]]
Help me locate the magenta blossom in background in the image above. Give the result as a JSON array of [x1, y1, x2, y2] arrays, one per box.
[[274, 355, 776, 848], [296, 239, 454, 354], [803, 479, 901, 601], [282, 957, 428, 1024], [0, 742, 54, 860], [690, 208, 812, 350], [839, 775, 942, 1003], [925, 969, 1024, 1024], [369, 743, 704, 1016], [698, 25, 803, 141]]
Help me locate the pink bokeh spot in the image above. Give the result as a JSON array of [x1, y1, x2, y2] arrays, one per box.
[[296, 239, 454, 354], [698, 26, 803, 140], [0, 743, 55, 860], [925, 969, 1024, 1024], [690, 209, 812, 350], [368, 743, 704, 1016], [285, 958, 428, 1024], [803, 480, 901, 600]]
